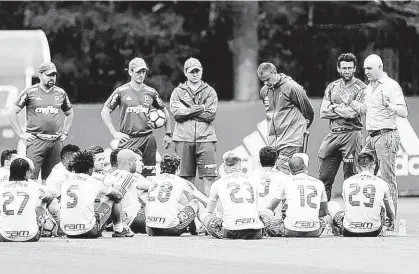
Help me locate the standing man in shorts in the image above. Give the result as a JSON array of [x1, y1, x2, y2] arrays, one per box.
[[318, 53, 367, 201], [8, 62, 75, 183], [257, 63, 314, 174], [170, 58, 218, 195], [101, 57, 172, 177]]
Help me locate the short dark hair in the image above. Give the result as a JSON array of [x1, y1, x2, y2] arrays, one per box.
[[9, 158, 30, 181], [259, 146, 277, 167], [60, 144, 80, 160], [87, 145, 104, 155], [71, 150, 94, 174], [130, 148, 143, 157], [358, 152, 375, 168], [110, 149, 122, 168], [160, 153, 180, 174], [337, 53, 357, 68], [1, 149, 17, 167]]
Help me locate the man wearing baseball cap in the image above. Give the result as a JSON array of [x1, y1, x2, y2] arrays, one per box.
[[101, 57, 172, 177], [170, 57, 218, 195], [8, 61, 74, 183]]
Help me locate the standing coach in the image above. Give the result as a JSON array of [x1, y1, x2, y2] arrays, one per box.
[[101, 57, 172, 177], [8, 62, 74, 184], [257, 63, 314, 174], [338, 54, 407, 216]]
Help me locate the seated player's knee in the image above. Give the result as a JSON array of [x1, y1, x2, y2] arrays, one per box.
[[328, 201, 343, 219]]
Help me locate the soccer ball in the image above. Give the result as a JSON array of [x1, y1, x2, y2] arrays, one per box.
[[38, 212, 58, 237], [148, 108, 166, 129]]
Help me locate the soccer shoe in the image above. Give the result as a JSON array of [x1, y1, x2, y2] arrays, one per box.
[[105, 223, 114, 232], [187, 220, 198, 236], [112, 228, 135, 238], [197, 226, 209, 236], [55, 226, 66, 237]]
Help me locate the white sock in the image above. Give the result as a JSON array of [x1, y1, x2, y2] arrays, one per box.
[[113, 222, 123, 233]]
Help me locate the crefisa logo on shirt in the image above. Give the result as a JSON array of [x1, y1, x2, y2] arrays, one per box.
[[126, 105, 148, 114], [35, 106, 59, 114]]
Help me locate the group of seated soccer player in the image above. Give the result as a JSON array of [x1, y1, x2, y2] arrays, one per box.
[[0, 143, 396, 242]]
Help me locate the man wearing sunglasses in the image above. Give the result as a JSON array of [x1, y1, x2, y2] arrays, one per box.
[[101, 57, 172, 177], [169, 58, 218, 195], [8, 62, 75, 184]]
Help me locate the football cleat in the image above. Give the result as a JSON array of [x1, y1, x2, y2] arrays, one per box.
[[112, 228, 134, 238]]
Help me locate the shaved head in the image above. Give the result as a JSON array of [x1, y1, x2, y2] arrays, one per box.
[[117, 149, 137, 173], [117, 149, 136, 162], [364, 54, 384, 81], [364, 54, 383, 67], [288, 156, 307, 175]]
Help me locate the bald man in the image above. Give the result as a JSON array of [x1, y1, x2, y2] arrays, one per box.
[[104, 149, 151, 233], [267, 153, 328, 237], [338, 54, 407, 217]]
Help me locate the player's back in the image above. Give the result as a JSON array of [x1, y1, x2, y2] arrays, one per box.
[[0, 181, 42, 241], [108, 169, 143, 211], [60, 173, 105, 235], [146, 173, 190, 228], [342, 171, 388, 233], [46, 162, 71, 192], [249, 167, 286, 210], [283, 173, 326, 231], [214, 172, 264, 230]]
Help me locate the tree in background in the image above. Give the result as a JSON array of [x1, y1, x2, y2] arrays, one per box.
[[1, 1, 419, 102]]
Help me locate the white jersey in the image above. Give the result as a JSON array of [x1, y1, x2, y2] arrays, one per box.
[[0, 167, 10, 182], [278, 173, 327, 232], [146, 173, 194, 228], [60, 173, 110, 235], [0, 181, 45, 241], [210, 172, 264, 230], [342, 171, 390, 233], [249, 167, 287, 210], [107, 169, 147, 226], [46, 162, 72, 193]]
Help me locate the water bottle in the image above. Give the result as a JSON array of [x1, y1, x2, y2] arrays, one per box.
[[398, 219, 407, 236]]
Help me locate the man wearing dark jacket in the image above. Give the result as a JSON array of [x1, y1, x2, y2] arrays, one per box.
[[257, 63, 314, 174], [170, 58, 218, 195]]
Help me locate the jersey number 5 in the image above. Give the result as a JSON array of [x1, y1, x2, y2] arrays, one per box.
[[297, 185, 317, 209], [66, 185, 78, 209], [2, 192, 29, 215], [348, 183, 376, 208], [228, 182, 254, 204]]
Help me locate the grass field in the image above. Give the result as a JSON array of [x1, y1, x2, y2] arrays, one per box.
[[0, 198, 418, 274]]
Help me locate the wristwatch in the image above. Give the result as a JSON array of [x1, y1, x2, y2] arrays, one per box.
[[165, 132, 172, 137]]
